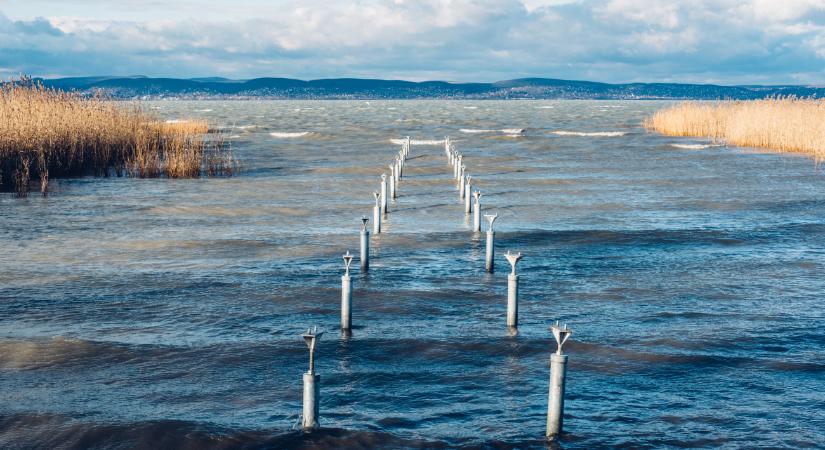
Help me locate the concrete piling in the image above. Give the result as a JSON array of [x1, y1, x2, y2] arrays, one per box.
[[464, 176, 472, 213], [372, 192, 381, 234], [504, 251, 523, 328], [388, 165, 396, 203], [380, 174, 388, 213], [473, 191, 482, 232], [301, 326, 324, 431], [341, 252, 353, 332], [360, 217, 369, 272], [547, 322, 573, 440], [484, 213, 498, 272], [459, 169, 466, 198]]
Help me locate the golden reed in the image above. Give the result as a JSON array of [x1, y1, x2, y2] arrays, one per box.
[[0, 78, 236, 196], [644, 97, 825, 161]]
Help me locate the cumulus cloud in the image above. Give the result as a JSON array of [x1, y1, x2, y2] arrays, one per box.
[[1, 0, 825, 83]]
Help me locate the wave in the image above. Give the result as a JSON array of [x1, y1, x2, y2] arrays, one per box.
[[195, 109, 213, 112], [270, 131, 311, 138], [536, 106, 554, 109], [459, 129, 493, 134], [670, 143, 723, 149], [389, 138, 445, 145], [552, 131, 627, 137], [459, 128, 525, 135], [462, 106, 478, 109]]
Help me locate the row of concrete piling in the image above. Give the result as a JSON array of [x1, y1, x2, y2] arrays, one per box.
[[300, 136, 572, 440]]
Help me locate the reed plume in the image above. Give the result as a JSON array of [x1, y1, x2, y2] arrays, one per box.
[[644, 97, 825, 161], [0, 77, 236, 196]]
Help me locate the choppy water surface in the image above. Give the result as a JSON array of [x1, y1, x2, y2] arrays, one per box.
[[2, 101, 825, 449]]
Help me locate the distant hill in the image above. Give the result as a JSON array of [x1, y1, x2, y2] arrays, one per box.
[[28, 76, 825, 100]]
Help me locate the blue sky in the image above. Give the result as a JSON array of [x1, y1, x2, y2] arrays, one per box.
[[2, 0, 825, 84]]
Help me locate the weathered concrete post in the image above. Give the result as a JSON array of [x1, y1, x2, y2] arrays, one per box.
[[504, 251, 523, 328], [388, 165, 396, 203], [360, 216, 369, 272], [372, 192, 381, 234], [459, 168, 466, 198], [485, 213, 498, 272], [547, 322, 573, 440], [464, 176, 473, 213], [301, 326, 323, 431], [341, 252, 353, 332], [473, 191, 482, 232], [395, 157, 401, 182], [380, 174, 388, 214]]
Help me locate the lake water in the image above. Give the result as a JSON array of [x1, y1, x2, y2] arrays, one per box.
[[1, 100, 824, 449]]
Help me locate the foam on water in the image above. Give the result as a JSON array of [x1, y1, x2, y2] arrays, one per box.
[[670, 143, 723, 149], [460, 128, 525, 135], [553, 130, 627, 137], [270, 131, 311, 138]]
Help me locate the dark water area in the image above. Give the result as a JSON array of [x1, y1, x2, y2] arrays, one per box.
[[1, 100, 824, 449]]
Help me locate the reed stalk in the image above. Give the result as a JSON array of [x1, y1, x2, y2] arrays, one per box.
[[0, 77, 237, 196], [644, 97, 825, 161]]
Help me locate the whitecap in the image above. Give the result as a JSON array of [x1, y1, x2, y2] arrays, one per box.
[[552, 131, 627, 137], [390, 138, 445, 145], [195, 109, 213, 112], [460, 129, 495, 134], [670, 143, 722, 149], [536, 106, 554, 109], [271, 131, 311, 138], [234, 125, 256, 130], [463, 106, 478, 109], [228, 134, 241, 139], [460, 128, 524, 135]]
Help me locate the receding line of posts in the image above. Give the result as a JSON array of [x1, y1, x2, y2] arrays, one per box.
[[485, 213, 498, 272], [547, 322, 573, 440], [309, 137, 575, 440], [301, 327, 323, 431]]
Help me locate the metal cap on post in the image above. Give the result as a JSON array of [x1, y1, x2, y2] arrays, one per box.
[[546, 322, 573, 440], [484, 213, 498, 272], [360, 216, 369, 272], [301, 326, 324, 431], [504, 251, 522, 329]]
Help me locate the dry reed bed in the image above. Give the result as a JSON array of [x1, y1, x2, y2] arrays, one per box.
[[0, 79, 236, 196], [644, 97, 825, 161]]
